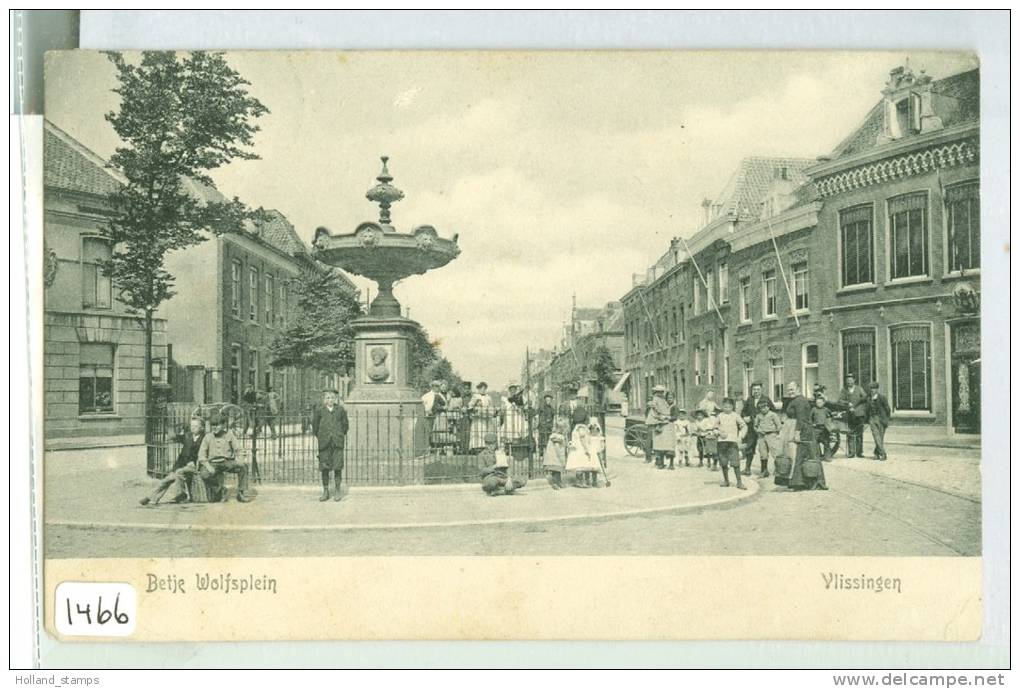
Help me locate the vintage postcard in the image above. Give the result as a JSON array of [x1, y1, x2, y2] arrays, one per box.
[[39, 49, 984, 642]]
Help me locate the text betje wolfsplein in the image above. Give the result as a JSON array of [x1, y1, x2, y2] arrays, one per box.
[[146, 572, 278, 595], [822, 572, 902, 594]]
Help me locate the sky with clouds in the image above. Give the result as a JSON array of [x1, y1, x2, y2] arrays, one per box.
[[45, 50, 977, 387]]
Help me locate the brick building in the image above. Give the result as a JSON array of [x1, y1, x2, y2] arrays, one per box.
[[527, 301, 625, 406], [807, 65, 980, 434], [621, 156, 814, 411], [163, 209, 357, 412], [619, 65, 980, 438], [43, 121, 169, 438]]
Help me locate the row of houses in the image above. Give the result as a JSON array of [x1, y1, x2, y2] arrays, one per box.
[[43, 121, 356, 439], [521, 299, 626, 407], [617, 65, 980, 436]]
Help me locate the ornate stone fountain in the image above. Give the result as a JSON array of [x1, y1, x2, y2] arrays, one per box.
[[312, 157, 460, 410]]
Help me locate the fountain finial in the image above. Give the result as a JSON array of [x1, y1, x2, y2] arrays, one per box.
[[366, 155, 404, 226]]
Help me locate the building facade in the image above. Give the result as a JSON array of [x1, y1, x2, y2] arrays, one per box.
[[43, 122, 169, 439], [619, 65, 980, 437], [807, 65, 980, 434], [164, 209, 357, 412]]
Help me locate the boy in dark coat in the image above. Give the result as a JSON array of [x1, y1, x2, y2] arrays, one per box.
[[312, 389, 350, 501], [867, 381, 892, 461]]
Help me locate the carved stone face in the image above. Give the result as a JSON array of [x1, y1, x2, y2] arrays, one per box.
[[370, 347, 388, 365]]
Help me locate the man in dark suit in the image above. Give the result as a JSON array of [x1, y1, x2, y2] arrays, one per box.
[[312, 388, 349, 502], [559, 384, 590, 429], [866, 381, 892, 461], [740, 382, 775, 476], [140, 416, 205, 506], [536, 393, 556, 454], [838, 374, 868, 458]]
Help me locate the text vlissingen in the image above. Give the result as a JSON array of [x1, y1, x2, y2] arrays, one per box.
[[822, 572, 903, 594]]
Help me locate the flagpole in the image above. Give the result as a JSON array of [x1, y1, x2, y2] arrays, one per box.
[[763, 214, 800, 329]]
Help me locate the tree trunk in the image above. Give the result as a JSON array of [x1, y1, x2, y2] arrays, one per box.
[[144, 309, 153, 446]]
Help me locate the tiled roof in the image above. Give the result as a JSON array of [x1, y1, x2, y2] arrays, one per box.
[[711, 156, 814, 221], [831, 68, 979, 159], [252, 209, 309, 257], [44, 121, 123, 197]]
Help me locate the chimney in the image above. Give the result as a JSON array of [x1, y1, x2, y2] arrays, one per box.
[[700, 198, 712, 226]]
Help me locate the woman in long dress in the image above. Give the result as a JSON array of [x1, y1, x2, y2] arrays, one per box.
[[565, 423, 600, 488], [784, 382, 828, 491], [468, 382, 498, 452], [499, 383, 529, 461], [645, 385, 677, 469]]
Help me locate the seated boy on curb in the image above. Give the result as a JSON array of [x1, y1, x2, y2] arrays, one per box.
[[197, 414, 253, 503], [715, 398, 747, 490], [479, 433, 526, 496]]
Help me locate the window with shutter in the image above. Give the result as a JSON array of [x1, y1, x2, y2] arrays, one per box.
[[839, 205, 873, 286], [889, 193, 929, 279], [946, 182, 980, 272], [842, 329, 876, 388], [81, 237, 112, 309], [890, 325, 932, 411]]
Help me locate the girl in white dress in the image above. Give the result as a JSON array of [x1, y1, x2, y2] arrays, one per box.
[[565, 423, 600, 488]]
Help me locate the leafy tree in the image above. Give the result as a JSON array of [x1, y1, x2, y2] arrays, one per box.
[[407, 324, 441, 392], [589, 344, 618, 411], [100, 51, 268, 438], [269, 268, 362, 376]]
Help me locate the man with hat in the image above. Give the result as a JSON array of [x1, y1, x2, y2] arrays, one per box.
[[740, 382, 775, 476], [558, 382, 590, 429], [196, 412, 253, 502], [645, 384, 676, 469], [838, 373, 868, 458]]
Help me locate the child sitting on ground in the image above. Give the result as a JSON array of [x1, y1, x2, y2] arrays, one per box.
[[715, 397, 747, 490], [479, 433, 526, 496]]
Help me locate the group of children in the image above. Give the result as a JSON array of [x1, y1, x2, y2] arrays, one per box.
[[540, 418, 607, 489], [475, 417, 607, 495], [659, 397, 803, 491]]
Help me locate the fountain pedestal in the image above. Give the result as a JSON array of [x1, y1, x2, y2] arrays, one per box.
[[346, 315, 422, 406], [311, 157, 461, 473]]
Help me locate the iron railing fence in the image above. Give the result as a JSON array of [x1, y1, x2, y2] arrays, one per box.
[[146, 403, 545, 486]]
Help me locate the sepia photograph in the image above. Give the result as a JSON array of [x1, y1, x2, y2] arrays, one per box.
[[30, 42, 995, 645]]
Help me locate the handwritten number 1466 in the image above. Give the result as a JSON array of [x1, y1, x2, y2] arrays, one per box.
[[65, 594, 130, 626]]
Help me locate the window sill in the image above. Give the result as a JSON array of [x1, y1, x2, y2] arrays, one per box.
[[837, 283, 879, 295], [942, 270, 980, 281], [886, 276, 933, 288], [891, 411, 935, 419], [81, 305, 113, 311], [78, 413, 121, 421], [761, 315, 779, 323], [738, 320, 753, 327], [793, 310, 810, 317]]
